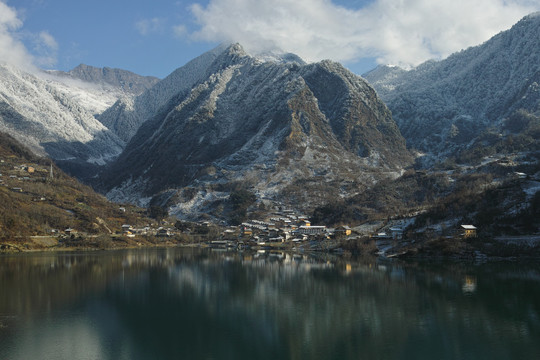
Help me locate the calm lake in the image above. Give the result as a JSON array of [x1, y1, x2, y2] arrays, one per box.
[[1, 248, 539, 360]]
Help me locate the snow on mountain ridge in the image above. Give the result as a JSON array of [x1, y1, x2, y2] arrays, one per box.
[[99, 44, 412, 219], [253, 51, 306, 65], [98, 43, 233, 143], [67, 64, 159, 95], [0, 62, 125, 170], [365, 12, 540, 164], [41, 71, 129, 115], [99, 43, 312, 145]]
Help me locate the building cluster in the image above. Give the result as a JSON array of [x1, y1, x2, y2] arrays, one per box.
[[373, 224, 477, 240], [120, 224, 177, 238], [0, 160, 51, 193], [228, 209, 352, 245], [60, 223, 179, 240]]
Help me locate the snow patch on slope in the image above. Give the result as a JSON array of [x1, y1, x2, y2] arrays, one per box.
[[41, 71, 129, 115], [106, 177, 152, 207], [0, 62, 125, 162]]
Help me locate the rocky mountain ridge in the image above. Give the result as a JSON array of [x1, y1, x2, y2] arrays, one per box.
[[62, 64, 159, 95], [2, 11, 539, 227], [0, 61, 164, 180], [97, 44, 228, 143], [98, 44, 413, 220], [364, 12, 540, 165]]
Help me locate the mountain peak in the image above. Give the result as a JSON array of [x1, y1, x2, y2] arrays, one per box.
[[254, 51, 306, 65], [98, 46, 412, 219], [523, 11, 540, 20], [226, 43, 248, 56], [218, 42, 307, 66], [66, 64, 159, 95]]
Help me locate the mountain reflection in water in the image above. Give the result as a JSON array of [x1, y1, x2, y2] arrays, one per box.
[[1, 248, 539, 360]]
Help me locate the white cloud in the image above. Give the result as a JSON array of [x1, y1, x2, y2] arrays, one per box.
[[32, 31, 58, 67], [39, 31, 58, 50], [173, 24, 188, 38], [136, 18, 166, 35], [360, 0, 540, 67], [0, 1, 59, 70], [189, 0, 540, 68], [0, 1, 35, 69]]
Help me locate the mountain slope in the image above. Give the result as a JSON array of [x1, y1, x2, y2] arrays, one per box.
[[0, 131, 144, 241], [97, 44, 229, 143], [0, 63, 125, 173], [99, 44, 412, 219], [365, 12, 540, 164]]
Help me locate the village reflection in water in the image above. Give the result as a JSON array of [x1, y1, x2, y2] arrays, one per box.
[[1, 248, 540, 359]]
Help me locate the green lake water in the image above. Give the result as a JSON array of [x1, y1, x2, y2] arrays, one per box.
[[1, 248, 539, 359]]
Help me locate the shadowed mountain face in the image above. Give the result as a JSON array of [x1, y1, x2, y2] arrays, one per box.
[[98, 44, 412, 218], [365, 13, 540, 165]]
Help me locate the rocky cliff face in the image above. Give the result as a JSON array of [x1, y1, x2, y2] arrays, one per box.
[[99, 44, 412, 219], [365, 12, 540, 165]]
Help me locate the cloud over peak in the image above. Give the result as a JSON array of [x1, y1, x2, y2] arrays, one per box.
[[190, 0, 539, 69]]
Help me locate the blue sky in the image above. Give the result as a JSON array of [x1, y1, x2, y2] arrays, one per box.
[[2, 0, 540, 78]]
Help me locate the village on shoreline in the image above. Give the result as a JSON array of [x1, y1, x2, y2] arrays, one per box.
[[2, 200, 491, 259], [0, 153, 482, 256], [1, 154, 538, 259]]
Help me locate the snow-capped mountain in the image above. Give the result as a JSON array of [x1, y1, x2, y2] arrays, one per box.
[[99, 44, 412, 218], [364, 12, 540, 164], [97, 44, 228, 143], [98, 46, 307, 144], [0, 63, 128, 176]]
